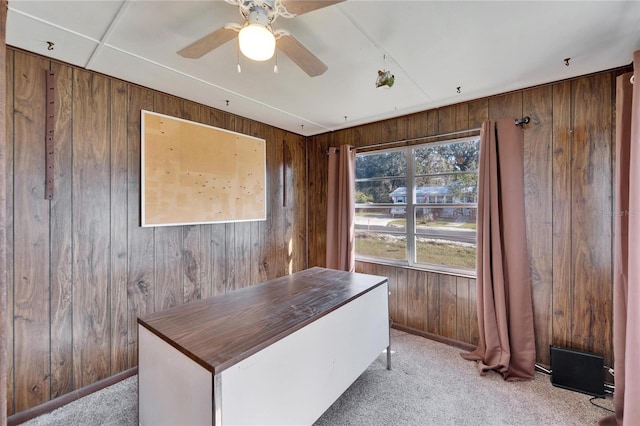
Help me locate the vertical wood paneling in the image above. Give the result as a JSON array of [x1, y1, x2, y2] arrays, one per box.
[[395, 267, 408, 326], [234, 220, 252, 287], [468, 99, 489, 129], [268, 127, 285, 279], [287, 132, 307, 274], [426, 110, 438, 136], [0, 5, 5, 418], [551, 81, 573, 349], [523, 86, 554, 365], [49, 61, 74, 398], [109, 80, 129, 374], [468, 278, 479, 346], [261, 125, 277, 280], [376, 264, 397, 323], [455, 277, 471, 343], [225, 222, 237, 291], [198, 221, 213, 299], [438, 274, 457, 339], [454, 103, 469, 136], [13, 53, 51, 411], [0, 15, 5, 424], [488, 92, 522, 120], [152, 94, 184, 310], [426, 272, 440, 335], [282, 128, 294, 277], [437, 105, 456, 136], [571, 74, 613, 364], [72, 70, 111, 388], [250, 216, 266, 282], [309, 134, 333, 268], [3, 24, 13, 419], [406, 269, 427, 331], [182, 225, 202, 301], [406, 111, 429, 139], [211, 223, 228, 295], [126, 85, 154, 368]]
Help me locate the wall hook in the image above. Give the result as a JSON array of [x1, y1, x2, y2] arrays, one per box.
[[225, 100, 230, 106], [456, 86, 461, 94], [46, 41, 55, 51], [564, 57, 570, 66]]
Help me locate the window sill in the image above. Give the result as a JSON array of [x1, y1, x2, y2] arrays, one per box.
[[355, 257, 476, 279]]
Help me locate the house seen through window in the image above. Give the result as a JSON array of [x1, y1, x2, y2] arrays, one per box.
[[354, 136, 480, 276]]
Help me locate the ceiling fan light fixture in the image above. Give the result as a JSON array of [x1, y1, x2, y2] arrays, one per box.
[[238, 7, 276, 62], [239, 23, 275, 61]]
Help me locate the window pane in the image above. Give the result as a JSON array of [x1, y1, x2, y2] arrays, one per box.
[[414, 204, 476, 273], [414, 141, 479, 175], [414, 174, 478, 204], [414, 206, 477, 231], [415, 237, 475, 271], [356, 179, 406, 204], [356, 150, 406, 179], [356, 207, 406, 233], [412, 138, 479, 273], [355, 230, 407, 262]]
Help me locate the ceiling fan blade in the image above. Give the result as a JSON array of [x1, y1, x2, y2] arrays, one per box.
[[177, 27, 237, 59], [281, 0, 345, 16], [277, 33, 327, 77]]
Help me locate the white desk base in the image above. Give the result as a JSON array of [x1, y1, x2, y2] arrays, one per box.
[[139, 282, 389, 425]]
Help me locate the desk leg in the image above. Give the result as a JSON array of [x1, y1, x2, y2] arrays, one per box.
[[213, 374, 222, 426], [386, 344, 392, 370]]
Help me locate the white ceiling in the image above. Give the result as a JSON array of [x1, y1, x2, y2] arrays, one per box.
[[6, 0, 640, 136]]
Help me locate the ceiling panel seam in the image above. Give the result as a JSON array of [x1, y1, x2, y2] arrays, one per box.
[[85, 0, 131, 69]]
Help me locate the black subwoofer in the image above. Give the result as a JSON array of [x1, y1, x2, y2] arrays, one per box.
[[550, 345, 605, 396]]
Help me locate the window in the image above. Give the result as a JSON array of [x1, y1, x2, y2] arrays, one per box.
[[355, 136, 479, 276]]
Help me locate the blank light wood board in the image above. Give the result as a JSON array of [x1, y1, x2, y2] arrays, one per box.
[[141, 110, 266, 226]]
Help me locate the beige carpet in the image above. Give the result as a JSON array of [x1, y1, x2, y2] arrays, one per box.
[[315, 330, 613, 425], [21, 329, 613, 425]]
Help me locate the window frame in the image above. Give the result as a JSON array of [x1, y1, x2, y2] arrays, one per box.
[[354, 135, 479, 278]]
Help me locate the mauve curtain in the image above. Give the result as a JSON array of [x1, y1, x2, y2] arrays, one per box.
[[599, 51, 640, 426], [461, 118, 536, 380], [326, 145, 356, 272]]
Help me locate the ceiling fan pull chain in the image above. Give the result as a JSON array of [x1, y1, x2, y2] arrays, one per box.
[[274, 50, 279, 73]]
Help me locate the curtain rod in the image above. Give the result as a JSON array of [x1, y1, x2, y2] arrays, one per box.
[[327, 116, 530, 154]]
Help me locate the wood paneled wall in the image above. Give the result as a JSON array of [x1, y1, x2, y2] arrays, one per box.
[[308, 69, 625, 370], [1, 1, 8, 424], [4, 49, 307, 415]]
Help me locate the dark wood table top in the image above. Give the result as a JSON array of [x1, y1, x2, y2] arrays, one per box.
[[138, 267, 388, 374]]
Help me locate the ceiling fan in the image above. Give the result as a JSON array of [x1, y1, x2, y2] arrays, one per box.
[[177, 0, 344, 77]]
